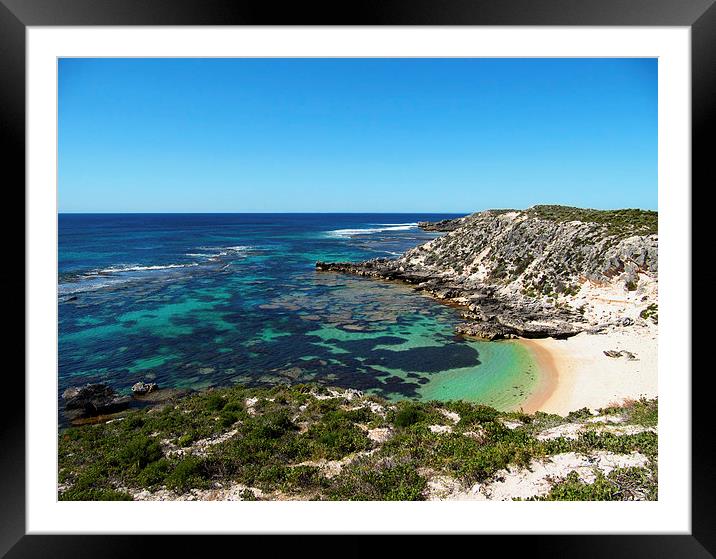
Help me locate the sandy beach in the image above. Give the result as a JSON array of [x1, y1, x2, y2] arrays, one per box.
[[520, 326, 658, 415]]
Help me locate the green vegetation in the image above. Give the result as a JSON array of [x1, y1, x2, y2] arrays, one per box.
[[527, 205, 657, 237], [600, 397, 658, 428], [58, 385, 657, 502], [640, 303, 658, 324], [534, 466, 657, 501]]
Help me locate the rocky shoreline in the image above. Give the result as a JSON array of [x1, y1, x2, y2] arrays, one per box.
[[62, 382, 190, 425], [317, 206, 658, 341], [316, 258, 585, 339]]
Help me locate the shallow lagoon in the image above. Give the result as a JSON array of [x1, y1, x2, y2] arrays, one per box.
[[59, 214, 539, 409]]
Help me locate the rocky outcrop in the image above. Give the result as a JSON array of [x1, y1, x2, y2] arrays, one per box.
[[131, 381, 158, 395], [417, 217, 465, 232], [317, 206, 658, 340], [63, 383, 131, 420]]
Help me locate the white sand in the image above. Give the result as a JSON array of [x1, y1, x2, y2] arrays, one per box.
[[425, 451, 650, 501], [521, 326, 658, 415]]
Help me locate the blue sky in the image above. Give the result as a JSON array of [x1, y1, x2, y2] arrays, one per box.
[[58, 58, 657, 213]]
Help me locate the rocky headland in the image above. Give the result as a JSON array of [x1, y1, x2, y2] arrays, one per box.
[[318, 205, 658, 415], [317, 205, 658, 341]]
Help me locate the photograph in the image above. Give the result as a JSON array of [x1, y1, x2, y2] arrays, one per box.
[[56, 56, 660, 503]]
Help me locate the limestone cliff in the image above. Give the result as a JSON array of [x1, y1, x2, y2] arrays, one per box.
[[317, 205, 658, 340]]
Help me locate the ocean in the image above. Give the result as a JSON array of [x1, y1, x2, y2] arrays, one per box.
[[58, 213, 539, 410]]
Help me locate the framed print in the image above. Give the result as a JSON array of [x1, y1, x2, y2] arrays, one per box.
[[3, 0, 713, 556]]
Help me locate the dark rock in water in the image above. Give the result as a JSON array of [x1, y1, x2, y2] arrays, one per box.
[[63, 383, 131, 419], [131, 381, 158, 395]]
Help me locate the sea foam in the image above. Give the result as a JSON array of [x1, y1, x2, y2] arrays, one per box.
[[327, 224, 418, 238]]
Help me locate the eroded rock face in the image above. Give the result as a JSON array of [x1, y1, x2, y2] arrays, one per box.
[[317, 206, 658, 340], [63, 383, 131, 419]]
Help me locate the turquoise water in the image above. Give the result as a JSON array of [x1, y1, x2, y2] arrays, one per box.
[[59, 214, 538, 408]]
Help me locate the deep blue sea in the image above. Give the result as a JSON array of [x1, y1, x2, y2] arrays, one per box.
[[58, 214, 539, 410]]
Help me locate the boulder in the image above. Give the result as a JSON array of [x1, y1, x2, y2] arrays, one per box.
[[131, 381, 158, 395]]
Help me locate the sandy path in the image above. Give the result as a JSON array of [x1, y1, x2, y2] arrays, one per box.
[[519, 327, 658, 415]]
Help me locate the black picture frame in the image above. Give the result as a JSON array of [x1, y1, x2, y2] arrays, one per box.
[[2, 1, 711, 556]]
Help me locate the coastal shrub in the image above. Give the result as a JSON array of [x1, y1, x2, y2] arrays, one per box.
[[639, 304, 658, 323], [251, 410, 297, 439], [283, 465, 327, 491], [251, 462, 323, 490], [626, 398, 658, 427], [304, 410, 372, 460], [303, 397, 342, 418], [535, 466, 656, 501], [177, 432, 196, 447], [137, 458, 172, 487], [527, 206, 657, 237], [327, 459, 426, 501], [607, 466, 658, 501], [339, 406, 375, 424], [539, 431, 657, 459], [205, 392, 226, 412], [165, 456, 208, 492], [379, 429, 439, 463], [457, 443, 523, 482], [137, 404, 224, 441], [536, 471, 617, 501], [123, 415, 145, 430], [116, 434, 163, 471], [566, 407, 592, 422], [219, 410, 241, 428], [482, 421, 532, 445], [198, 420, 310, 490], [503, 410, 532, 424], [391, 402, 429, 428], [70, 462, 111, 492], [431, 435, 524, 482], [429, 424, 539, 483], [223, 400, 245, 414], [240, 489, 258, 501], [59, 488, 133, 501], [442, 401, 499, 426], [576, 431, 657, 457]]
